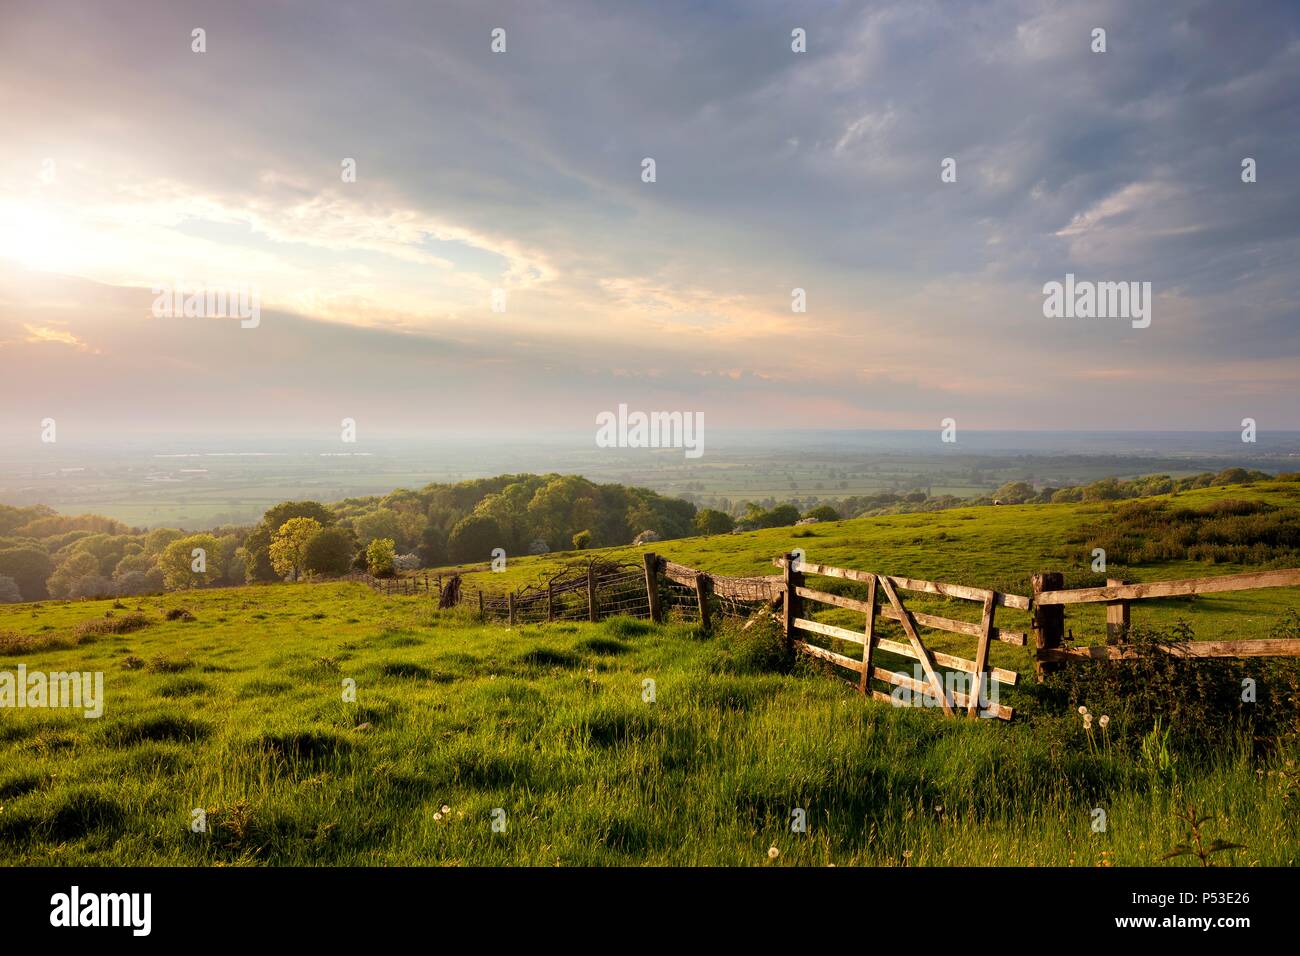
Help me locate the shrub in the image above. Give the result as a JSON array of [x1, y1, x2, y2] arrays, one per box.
[[366, 538, 397, 577]]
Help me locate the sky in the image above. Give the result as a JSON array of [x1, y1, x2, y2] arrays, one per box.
[[0, 0, 1297, 441]]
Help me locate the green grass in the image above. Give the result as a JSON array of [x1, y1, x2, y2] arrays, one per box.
[[3, 485, 1300, 866], [0, 584, 1296, 865]]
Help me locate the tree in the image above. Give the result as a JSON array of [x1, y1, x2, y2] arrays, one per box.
[[447, 514, 503, 563], [352, 509, 402, 546], [693, 509, 734, 535], [303, 526, 355, 576], [159, 533, 221, 590], [572, 529, 592, 550], [366, 538, 397, 577], [269, 518, 323, 580], [0, 575, 22, 604], [0, 546, 52, 601], [241, 502, 334, 581], [47, 552, 100, 599], [992, 481, 1035, 504], [417, 524, 448, 567], [68, 574, 113, 600], [802, 505, 841, 522]]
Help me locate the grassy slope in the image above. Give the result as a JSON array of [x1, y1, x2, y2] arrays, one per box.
[[2, 483, 1298, 865], [438, 480, 1300, 678]]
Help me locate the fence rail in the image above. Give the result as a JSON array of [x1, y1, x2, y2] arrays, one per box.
[[339, 550, 1300, 722]]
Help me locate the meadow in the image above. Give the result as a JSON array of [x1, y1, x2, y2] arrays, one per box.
[[2, 481, 1299, 866]]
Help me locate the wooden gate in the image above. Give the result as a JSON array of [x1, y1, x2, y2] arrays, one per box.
[[776, 555, 1028, 720]]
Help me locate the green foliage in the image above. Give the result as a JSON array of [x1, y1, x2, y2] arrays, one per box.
[[0, 546, 53, 601], [802, 505, 840, 522], [992, 481, 1034, 503], [366, 538, 396, 577], [1040, 621, 1300, 760], [693, 508, 735, 535], [1070, 497, 1300, 565], [302, 526, 355, 577], [448, 514, 503, 564], [46, 551, 100, 599], [269, 518, 324, 580], [159, 534, 221, 590], [572, 530, 592, 551]]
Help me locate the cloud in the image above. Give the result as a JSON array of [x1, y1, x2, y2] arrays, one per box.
[[0, 0, 1297, 431]]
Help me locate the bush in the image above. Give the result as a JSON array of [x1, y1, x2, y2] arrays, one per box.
[[709, 617, 788, 675], [1038, 620, 1300, 759], [366, 538, 396, 577]]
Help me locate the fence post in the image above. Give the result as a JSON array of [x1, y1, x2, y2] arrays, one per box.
[[507, 591, 515, 626], [1032, 572, 1065, 680], [860, 575, 878, 696], [1106, 578, 1129, 644], [478, 589, 484, 619], [782, 553, 803, 655], [547, 584, 555, 623], [587, 563, 598, 622], [642, 552, 662, 623], [694, 572, 711, 630]]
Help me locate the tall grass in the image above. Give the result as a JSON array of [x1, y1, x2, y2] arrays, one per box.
[[0, 584, 1296, 865]]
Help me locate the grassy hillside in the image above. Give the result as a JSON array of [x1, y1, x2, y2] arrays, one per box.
[[0, 584, 1296, 866], [2, 483, 1299, 866]]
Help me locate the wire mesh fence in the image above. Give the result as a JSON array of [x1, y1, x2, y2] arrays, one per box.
[[340, 554, 783, 630]]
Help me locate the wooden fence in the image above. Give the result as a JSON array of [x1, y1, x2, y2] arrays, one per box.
[[342, 553, 1300, 722], [775, 555, 1027, 720], [1031, 568, 1300, 676]]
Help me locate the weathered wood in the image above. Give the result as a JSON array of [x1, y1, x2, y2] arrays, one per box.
[[872, 666, 1013, 721], [478, 589, 484, 618], [547, 584, 555, 623], [587, 564, 598, 623], [861, 575, 877, 696], [642, 552, 662, 624], [1035, 567, 1300, 605], [507, 592, 515, 626], [879, 603, 1024, 646], [967, 593, 996, 718], [793, 585, 1026, 644], [795, 640, 866, 674], [794, 617, 867, 645], [1041, 639, 1300, 661], [795, 586, 872, 613], [1105, 578, 1128, 644], [871, 637, 1018, 686], [694, 572, 712, 630], [782, 553, 803, 654], [877, 575, 953, 716], [1032, 572, 1065, 680], [774, 558, 1030, 610]]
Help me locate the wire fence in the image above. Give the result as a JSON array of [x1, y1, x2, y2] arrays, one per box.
[[338, 554, 783, 629]]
